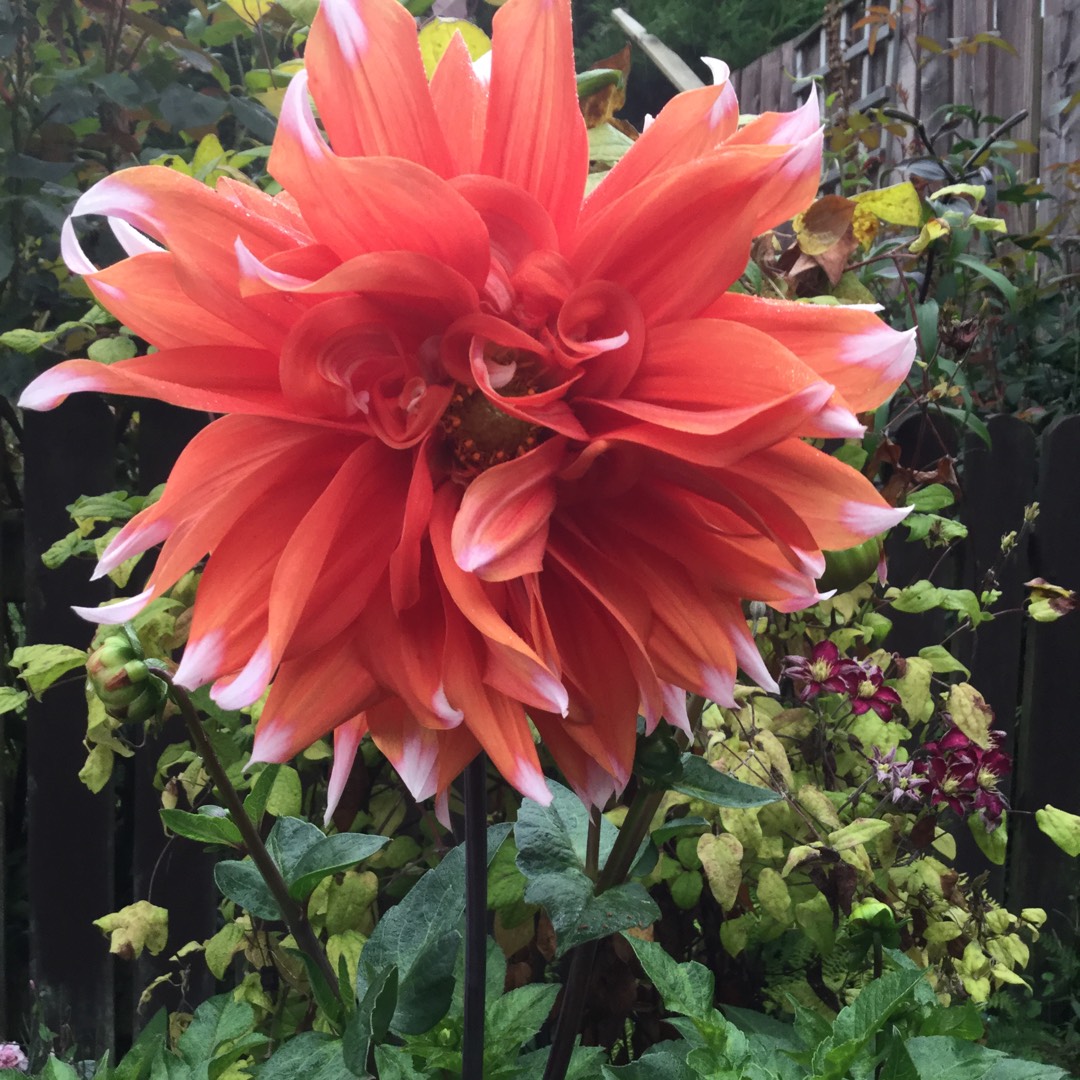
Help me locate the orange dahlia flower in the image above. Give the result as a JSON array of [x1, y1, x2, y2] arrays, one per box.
[[20, 0, 913, 813]]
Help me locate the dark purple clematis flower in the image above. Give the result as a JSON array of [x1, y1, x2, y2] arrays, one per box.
[[781, 640, 860, 702], [846, 662, 902, 720], [919, 725, 1011, 829]]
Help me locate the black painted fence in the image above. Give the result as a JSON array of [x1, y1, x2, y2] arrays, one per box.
[[1, 404, 1079, 1052]]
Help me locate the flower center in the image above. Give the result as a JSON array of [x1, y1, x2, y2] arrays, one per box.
[[976, 766, 999, 790], [441, 380, 543, 476], [810, 659, 832, 682], [857, 679, 876, 698]]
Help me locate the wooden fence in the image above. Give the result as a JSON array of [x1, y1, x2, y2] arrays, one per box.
[[728, 0, 1079, 231]]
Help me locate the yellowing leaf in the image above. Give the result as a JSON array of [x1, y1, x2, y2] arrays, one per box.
[[852, 181, 923, 226], [933, 182, 986, 202], [755, 867, 792, 923], [222, 0, 275, 25], [697, 832, 743, 911], [94, 901, 169, 959], [910, 217, 950, 254], [418, 19, 491, 80], [793, 195, 856, 256], [947, 683, 994, 748], [968, 213, 1007, 233], [852, 204, 880, 247], [795, 784, 842, 830], [894, 656, 934, 723], [828, 817, 891, 851]]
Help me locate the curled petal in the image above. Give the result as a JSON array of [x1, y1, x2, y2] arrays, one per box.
[[452, 437, 566, 581]]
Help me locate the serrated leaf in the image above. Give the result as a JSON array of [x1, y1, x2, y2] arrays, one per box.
[[622, 935, 714, 1019]]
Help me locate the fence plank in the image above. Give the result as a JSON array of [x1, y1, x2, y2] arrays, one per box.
[[23, 400, 117, 1056], [953, 415, 1037, 898], [1008, 416, 1080, 932], [129, 403, 216, 1034], [1039, 0, 1080, 231]]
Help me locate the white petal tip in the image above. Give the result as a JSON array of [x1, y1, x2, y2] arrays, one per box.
[[514, 766, 552, 806], [210, 641, 273, 711], [18, 368, 105, 412], [72, 587, 154, 625], [840, 500, 913, 537]]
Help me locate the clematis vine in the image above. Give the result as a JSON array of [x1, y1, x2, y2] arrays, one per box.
[[19, 0, 914, 815]]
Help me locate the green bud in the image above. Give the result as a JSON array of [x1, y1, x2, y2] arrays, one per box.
[[816, 537, 884, 594], [849, 899, 902, 949], [86, 625, 167, 724]]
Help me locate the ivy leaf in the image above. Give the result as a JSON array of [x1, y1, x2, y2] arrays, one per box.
[[1035, 805, 1080, 857]]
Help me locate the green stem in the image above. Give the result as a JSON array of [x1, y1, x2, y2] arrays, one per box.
[[155, 670, 340, 996], [544, 696, 708, 1079]]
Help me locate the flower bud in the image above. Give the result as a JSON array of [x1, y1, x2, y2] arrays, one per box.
[[849, 898, 902, 948], [86, 625, 167, 723], [634, 728, 684, 790]]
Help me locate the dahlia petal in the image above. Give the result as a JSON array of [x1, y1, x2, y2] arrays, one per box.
[[271, 74, 490, 287], [81, 253, 261, 351], [440, 603, 551, 805], [326, 715, 369, 824], [252, 638, 381, 764], [306, 0, 453, 174], [431, 32, 488, 175], [661, 684, 691, 737], [571, 140, 823, 323], [110, 217, 164, 257], [389, 440, 435, 612], [530, 712, 621, 808], [72, 587, 154, 625], [368, 701, 440, 802], [481, 0, 587, 244], [432, 486, 568, 716], [735, 439, 912, 550], [579, 382, 836, 468], [92, 517, 171, 581], [60, 218, 98, 276], [174, 629, 226, 690], [728, 86, 820, 147], [267, 441, 408, 663], [451, 436, 565, 581], [19, 350, 301, 421], [19, 363, 108, 411], [703, 293, 916, 412], [582, 60, 739, 219], [66, 167, 309, 348], [211, 637, 274, 711]]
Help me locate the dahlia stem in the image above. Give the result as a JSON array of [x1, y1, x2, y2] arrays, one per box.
[[462, 754, 489, 1079], [155, 670, 340, 999], [543, 696, 707, 1080]]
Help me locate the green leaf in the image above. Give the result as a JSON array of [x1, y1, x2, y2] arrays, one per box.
[[264, 765, 303, 818], [602, 1047, 695, 1078], [288, 832, 389, 900], [371, 1045, 427, 1080], [213, 860, 280, 921], [904, 483, 955, 512], [916, 1001, 983, 1040], [916, 645, 970, 677], [515, 783, 659, 955], [344, 965, 397, 1076], [622, 935, 714, 1019], [672, 754, 780, 808], [953, 254, 1019, 312], [243, 764, 279, 829], [10, 643, 87, 698], [40, 1057, 79, 1080], [576, 68, 623, 98], [357, 823, 511, 1035], [160, 809, 242, 848], [0, 687, 28, 715], [177, 995, 262, 1077], [266, 816, 325, 882], [915, 300, 939, 361], [887, 581, 944, 613], [258, 1033, 351, 1080], [276, 0, 320, 23], [652, 817, 710, 846], [87, 335, 137, 364], [588, 122, 634, 166], [115, 1008, 167, 1080], [969, 813, 1008, 865], [485, 983, 560, 1060], [904, 1036, 1067, 1080], [1035, 805, 1080, 856]]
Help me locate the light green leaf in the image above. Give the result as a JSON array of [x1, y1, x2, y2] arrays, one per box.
[[917, 645, 970, 677], [622, 934, 714, 1019], [160, 809, 243, 848], [904, 484, 955, 512], [10, 643, 87, 698], [1035, 805, 1080, 857], [0, 687, 28, 715]]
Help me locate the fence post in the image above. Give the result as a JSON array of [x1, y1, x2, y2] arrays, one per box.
[[23, 399, 116, 1057], [1009, 416, 1080, 933]]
